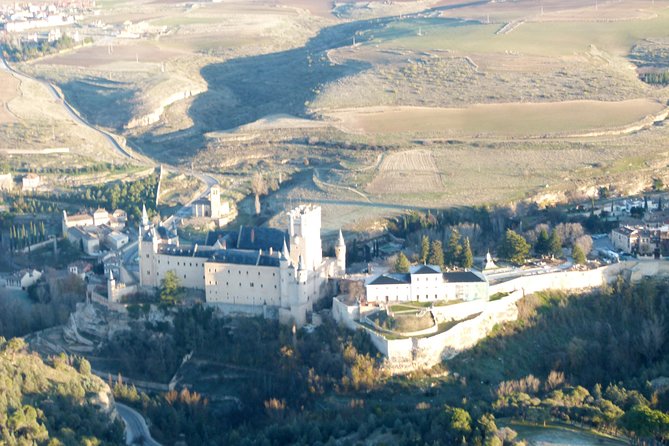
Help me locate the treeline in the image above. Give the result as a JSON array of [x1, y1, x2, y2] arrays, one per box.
[[4, 173, 159, 220], [0, 338, 124, 444], [641, 71, 669, 85], [2, 34, 92, 62], [8, 220, 47, 251], [451, 278, 669, 444], [63, 174, 159, 221], [109, 307, 385, 443], [11, 162, 132, 175]]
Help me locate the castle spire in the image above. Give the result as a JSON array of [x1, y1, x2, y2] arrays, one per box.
[[337, 229, 345, 246], [282, 238, 290, 259], [141, 203, 148, 227]]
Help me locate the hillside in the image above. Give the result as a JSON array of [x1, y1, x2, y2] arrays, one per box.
[[0, 337, 124, 445]]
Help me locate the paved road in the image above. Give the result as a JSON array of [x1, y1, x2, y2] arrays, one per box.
[[116, 403, 162, 446], [0, 54, 140, 161]]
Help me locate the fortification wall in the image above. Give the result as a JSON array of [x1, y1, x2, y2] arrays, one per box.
[[336, 260, 669, 374]]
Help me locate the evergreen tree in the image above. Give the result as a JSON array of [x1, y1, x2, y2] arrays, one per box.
[[572, 244, 586, 265], [394, 252, 411, 273], [498, 229, 530, 265], [535, 228, 550, 257], [419, 235, 430, 264], [445, 230, 462, 267], [549, 229, 562, 259], [427, 240, 445, 267], [460, 237, 473, 269]]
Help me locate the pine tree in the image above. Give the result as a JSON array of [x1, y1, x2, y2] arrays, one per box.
[[535, 228, 550, 257], [498, 229, 530, 265], [572, 244, 586, 265], [428, 240, 445, 267], [445, 230, 462, 267], [394, 252, 411, 273], [460, 237, 473, 269], [420, 235, 430, 264], [549, 229, 562, 259]]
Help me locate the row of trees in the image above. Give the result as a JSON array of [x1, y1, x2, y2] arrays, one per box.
[[7, 220, 47, 251], [2, 34, 92, 62], [641, 71, 669, 85]]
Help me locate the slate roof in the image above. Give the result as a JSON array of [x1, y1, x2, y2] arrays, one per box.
[[156, 245, 281, 267], [367, 273, 410, 285], [209, 249, 281, 267], [410, 264, 442, 274], [205, 227, 288, 252], [443, 271, 486, 283]]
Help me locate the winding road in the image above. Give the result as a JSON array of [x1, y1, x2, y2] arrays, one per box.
[[0, 54, 139, 161], [116, 403, 162, 446]]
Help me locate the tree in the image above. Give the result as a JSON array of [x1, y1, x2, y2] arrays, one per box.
[[251, 172, 268, 215], [498, 229, 530, 265], [160, 271, 181, 304], [572, 244, 586, 265], [394, 252, 410, 273], [535, 228, 550, 257], [548, 229, 562, 259], [419, 235, 430, 264], [445, 230, 462, 266], [427, 240, 444, 267], [460, 237, 473, 269]]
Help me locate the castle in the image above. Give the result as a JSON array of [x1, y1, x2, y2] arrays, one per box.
[[139, 204, 345, 326]]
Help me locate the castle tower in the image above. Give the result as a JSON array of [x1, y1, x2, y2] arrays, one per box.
[[107, 269, 116, 303], [139, 227, 159, 287], [335, 229, 346, 275], [210, 185, 222, 218], [288, 205, 322, 271], [62, 210, 69, 237], [141, 203, 149, 228]]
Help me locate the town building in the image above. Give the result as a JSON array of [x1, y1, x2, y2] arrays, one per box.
[[21, 173, 40, 192], [62, 208, 126, 235], [364, 265, 488, 304], [191, 185, 232, 222], [139, 204, 346, 326], [3, 269, 42, 290], [0, 173, 13, 191]]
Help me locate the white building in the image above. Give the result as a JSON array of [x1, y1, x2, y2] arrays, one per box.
[[3, 269, 42, 290], [21, 173, 40, 192], [139, 204, 345, 326], [62, 208, 127, 234], [365, 265, 488, 305], [67, 226, 100, 255], [0, 173, 13, 191]]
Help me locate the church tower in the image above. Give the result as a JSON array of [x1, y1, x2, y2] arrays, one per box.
[[210, 185, 222, 218]]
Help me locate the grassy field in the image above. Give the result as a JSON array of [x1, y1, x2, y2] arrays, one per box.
[[326, 99, 665, 137]]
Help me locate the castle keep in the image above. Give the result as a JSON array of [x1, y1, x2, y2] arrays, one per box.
[[139, 204, 345, 326]]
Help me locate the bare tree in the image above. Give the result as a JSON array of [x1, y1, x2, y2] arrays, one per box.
[[251, 172, 268, 215]]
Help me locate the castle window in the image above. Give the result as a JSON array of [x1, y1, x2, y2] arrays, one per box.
[[226, 282, 228, 286], [274, 285, 277, 289], [258, 272, 260, 276], [184, 275, 187, 279], [146, 254, 149, 258], [250, 283, 254, 287], [273, 273, 276, 276]]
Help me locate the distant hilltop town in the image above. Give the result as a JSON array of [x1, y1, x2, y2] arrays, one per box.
[[0, 1, 95, 33]]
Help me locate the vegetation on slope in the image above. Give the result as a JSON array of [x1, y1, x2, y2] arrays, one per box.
[[0, 337, 124, 444]]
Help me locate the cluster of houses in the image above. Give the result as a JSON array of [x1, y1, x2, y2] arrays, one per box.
[[0, 1, 94, 33], [62, 207, 129, 255], [0, 173, 42, 192]]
